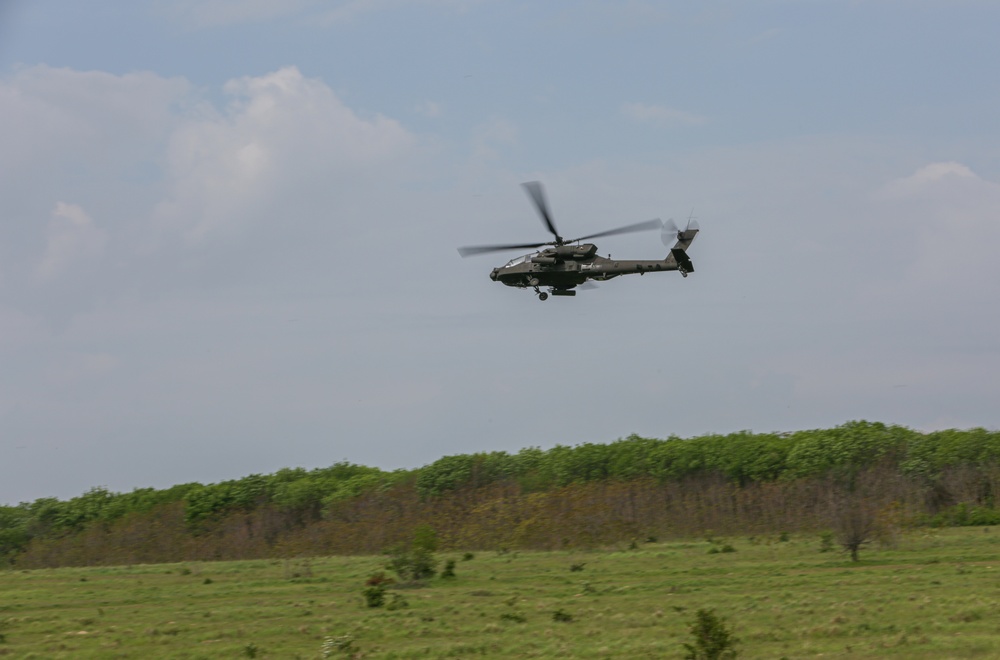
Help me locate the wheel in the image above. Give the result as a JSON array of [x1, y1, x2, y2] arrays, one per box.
[[538, 292, 548, 301], [528, 277, 539, 287]]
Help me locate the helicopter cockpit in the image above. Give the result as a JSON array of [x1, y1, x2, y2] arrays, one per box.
[[503, 254, 532, 268]]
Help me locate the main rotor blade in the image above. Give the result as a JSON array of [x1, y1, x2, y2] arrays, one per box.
[[522, 181, 561, 241], [457, 241, 550, 258], [571, 217, 663, 243]]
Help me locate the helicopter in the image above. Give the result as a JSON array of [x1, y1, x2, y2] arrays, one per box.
[[458, 181, 699, 301]]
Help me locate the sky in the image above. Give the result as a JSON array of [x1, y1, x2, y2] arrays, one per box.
[[1, 1, 999, 504]]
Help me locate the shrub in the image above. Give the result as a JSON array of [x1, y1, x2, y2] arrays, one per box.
[[386, 526, 440, 583], [683, 608, 739, 659], [833, 499, 877, 562], [441, 559, 456, 579], [362, 584, 386, 608], [387, 546, 438, 582], [362, 572, 393, 608], [365, 571, 395, 587], [552, 608, 574, 623]]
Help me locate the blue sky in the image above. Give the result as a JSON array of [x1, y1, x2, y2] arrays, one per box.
[[2, 1, 999, 503]]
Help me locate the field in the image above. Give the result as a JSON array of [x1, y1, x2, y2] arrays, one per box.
[[2, 528, 1000, 659]]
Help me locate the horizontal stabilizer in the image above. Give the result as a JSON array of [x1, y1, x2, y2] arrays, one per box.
[[671, 247, 694, 273]]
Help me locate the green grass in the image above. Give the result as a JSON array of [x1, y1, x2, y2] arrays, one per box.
[[3, 528, 1000, 658]]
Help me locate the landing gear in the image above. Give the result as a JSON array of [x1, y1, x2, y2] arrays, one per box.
[[537, 288, 574, 300], [679, 266, 688, 278]]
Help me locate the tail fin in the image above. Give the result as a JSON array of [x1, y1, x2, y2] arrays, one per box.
[[671, 221, 699, 252], [664, 218, 698, 274]]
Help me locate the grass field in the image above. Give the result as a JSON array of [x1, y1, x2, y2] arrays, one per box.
[[2, 527, 1000, 658]]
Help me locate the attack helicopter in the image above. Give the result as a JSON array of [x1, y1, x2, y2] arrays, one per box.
[[458, 181, 699, 301]]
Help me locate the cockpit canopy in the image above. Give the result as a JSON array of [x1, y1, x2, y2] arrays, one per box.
[[503, 254, 532, 268]]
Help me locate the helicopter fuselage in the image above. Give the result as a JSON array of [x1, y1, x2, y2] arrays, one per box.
[[489, 243, 690, 291]]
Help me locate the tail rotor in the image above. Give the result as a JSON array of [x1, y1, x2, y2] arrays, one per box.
[[661, 212, 699, 247]]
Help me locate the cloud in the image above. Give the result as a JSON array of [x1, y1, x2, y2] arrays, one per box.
[[621, 102, 707, 127], [0, 64, 422, 326], [873, 162, 1000, 289], [468, 117, 519, 164], [163, 0, 482, 28], [36, 203, 106, 281], [0, 66, 189, 197], [415, 100, 443, 118], [161, 0, 319, 28], [152, 66, 416, 242], [877, 161, 979, 200]]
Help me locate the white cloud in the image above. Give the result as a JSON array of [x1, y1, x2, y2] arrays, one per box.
[[36, 203, 106, 281], [873, 162, 1000, 292], [415, 100, 443, 118], [162, 0, 319, 28], [163, 0, 483, 28], [0, 64, 422, 327], [0, 66, 189, 196], [469, 117, 519, 164], [621, 102, 707, 127], [152, 66, 416, 242], [877, 161, 978, 200]]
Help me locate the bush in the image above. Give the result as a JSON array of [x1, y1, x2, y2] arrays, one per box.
[[362, 584, 386, 608], [683, 608, 739, 659], [387, 546, 438, 582], [362, 572, 393, 608], [552, 608, 574, 623], [386, 526, 440, 583]]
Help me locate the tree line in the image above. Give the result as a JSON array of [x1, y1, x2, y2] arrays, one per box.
[[3, 421, 1000, 567]]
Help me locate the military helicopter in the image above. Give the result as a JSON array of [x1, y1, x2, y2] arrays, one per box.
[[458, 181, 699, 301]]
